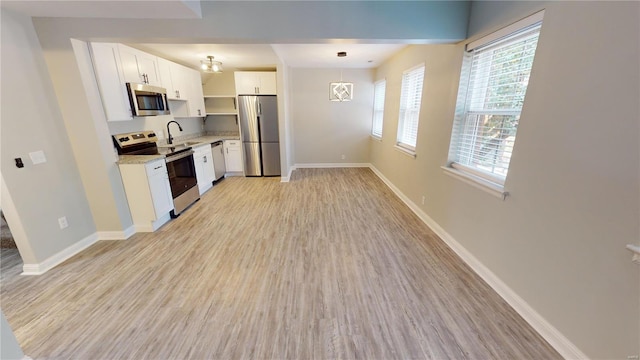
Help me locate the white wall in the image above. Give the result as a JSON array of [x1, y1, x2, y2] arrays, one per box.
[[0, 10, 97, 264], [371, 2, 640, 359], [291, 68, 374, 164]]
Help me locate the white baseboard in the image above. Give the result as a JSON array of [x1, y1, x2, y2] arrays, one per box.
[[368, 165, 588, 360], [22, 232, 99, 275], [281, 165, 296, 183], [97, 225, 135, 240], [294, 162, 371, 168]]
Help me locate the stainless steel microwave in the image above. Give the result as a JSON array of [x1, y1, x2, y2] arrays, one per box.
[[126, 83, 170, 116]]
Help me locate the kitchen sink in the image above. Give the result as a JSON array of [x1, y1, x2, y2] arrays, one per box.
[[158, 141, 202, 148]]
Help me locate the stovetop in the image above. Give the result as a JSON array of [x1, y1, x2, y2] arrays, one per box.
[[113, 130, 193, 157]]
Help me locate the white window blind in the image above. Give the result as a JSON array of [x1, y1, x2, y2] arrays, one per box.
[[397, 64, 425, 150], [450, 21, 542, 184], [371, 80, 386, 138]]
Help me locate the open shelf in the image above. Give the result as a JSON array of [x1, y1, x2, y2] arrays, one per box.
[[204, 95, 237, 117]]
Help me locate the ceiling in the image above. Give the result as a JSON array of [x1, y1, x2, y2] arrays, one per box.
[[2, 0, 409, 73], [131, 43, 408, 72], [0, 0, 202, 19]]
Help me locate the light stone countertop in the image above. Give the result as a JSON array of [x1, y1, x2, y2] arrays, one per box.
[[117, 134, 240, 165], [185, 134, 241, 144], [117, 154, 165, 165]]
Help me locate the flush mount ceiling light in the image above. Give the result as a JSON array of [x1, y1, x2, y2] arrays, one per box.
[[330, 51, 353, 102], [201, 55, 223, 73]]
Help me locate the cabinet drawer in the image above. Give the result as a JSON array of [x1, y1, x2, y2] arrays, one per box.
[[145, 160, 167, 177]]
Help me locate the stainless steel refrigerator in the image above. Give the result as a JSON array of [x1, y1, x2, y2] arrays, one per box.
[[238, 95, 281, 176]]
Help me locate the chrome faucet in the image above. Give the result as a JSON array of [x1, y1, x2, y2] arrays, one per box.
[[166, 120, 183, 145]]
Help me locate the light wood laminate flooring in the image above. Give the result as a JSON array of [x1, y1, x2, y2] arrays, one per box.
[[1, 168, 561, 359]]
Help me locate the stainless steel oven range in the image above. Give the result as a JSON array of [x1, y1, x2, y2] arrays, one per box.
[[113, 131, 199, 218]]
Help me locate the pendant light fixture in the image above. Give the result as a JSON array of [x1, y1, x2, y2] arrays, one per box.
[[201, 55, 223, 73], [330, 51, 353, 102]]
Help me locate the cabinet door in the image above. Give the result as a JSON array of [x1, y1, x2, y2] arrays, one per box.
[[234, 72, 276, 95], [224, 141, 243, 172], [136, 53, 160, 86], [118, 46, 144, 84], [146, 161, 173, 217], [157, 58, 177, 99], [257, 72, 277, 95], [193, 150, 207, 185], [187, 69, 205, 117], [171, 63, 188, 100], [194, 148, 214, 194], [118, 45, 160, 86], [234, 72, 258, 95], [203, 151, 216, 182], [89, 42, 133, 121]]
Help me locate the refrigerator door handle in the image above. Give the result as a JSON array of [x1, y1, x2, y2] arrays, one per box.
[[258, 102, 262, 115]]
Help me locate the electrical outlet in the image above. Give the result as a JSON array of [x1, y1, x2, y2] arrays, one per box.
[[58, 216, 68, 229], [421, 195, 425, 205], [341, 154, 345, 160]]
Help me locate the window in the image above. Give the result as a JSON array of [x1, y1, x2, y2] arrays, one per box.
[[397, 64, 425, 152], [448, 12, 543, 186], [371, 80, 386, 138]]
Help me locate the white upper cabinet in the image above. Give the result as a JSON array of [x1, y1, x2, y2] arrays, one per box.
[[234, 71, 277, 95], [88, 42, 133, 121], [118, 44, 161, 86], [158, 58, 191, 101], [187, 70, 206, 117], [89, 42, 207, 120], [157, 58, 176, 99]]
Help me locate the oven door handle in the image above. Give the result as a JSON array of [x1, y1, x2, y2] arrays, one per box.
[[165, 150, 194, 163]]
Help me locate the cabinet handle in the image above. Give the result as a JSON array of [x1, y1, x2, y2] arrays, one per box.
[[153, 165, 162, 170], [203, 156, 207, 163], [198, 109, 201, 116], [176, 90, 180, 98]]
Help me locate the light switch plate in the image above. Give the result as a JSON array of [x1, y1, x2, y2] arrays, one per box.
[[29, 150, 47, 165]]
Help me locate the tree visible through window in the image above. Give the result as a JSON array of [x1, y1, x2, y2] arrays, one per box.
[[450, 20, 542, 184]]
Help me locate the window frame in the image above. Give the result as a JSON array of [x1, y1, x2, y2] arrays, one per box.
[[396, 63, 425, 154], [445, 11, 544, 196], [371, 79, 386, 139]]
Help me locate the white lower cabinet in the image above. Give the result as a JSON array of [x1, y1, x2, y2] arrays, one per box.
[[224, 140, 243, 173], [119, 158, 173, 232], [193, 145, 215, 195]]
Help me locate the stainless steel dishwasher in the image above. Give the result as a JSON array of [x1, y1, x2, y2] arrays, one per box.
[[211, 141, 226, 182]]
